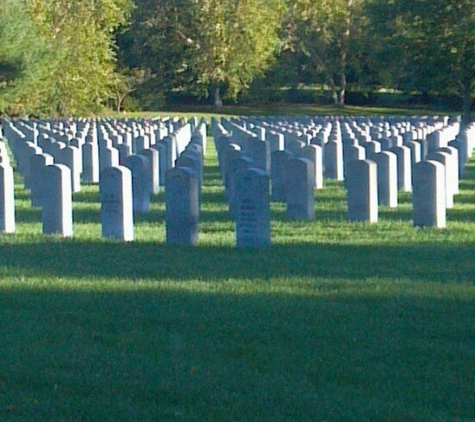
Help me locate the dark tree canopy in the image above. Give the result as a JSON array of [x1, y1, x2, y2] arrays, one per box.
[[364, 0, 474, 124], [0, 0, 473, 119]]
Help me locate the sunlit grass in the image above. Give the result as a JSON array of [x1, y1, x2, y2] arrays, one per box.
[[123, 103, 464, 119]]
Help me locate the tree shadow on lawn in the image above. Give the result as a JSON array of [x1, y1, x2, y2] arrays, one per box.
[[0, 285, 473, 422], [165, 103, 439, 117], [0, 237, 474, 284]]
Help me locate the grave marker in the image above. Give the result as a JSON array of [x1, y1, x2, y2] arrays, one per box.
[[139, 148, 160, 194], [373, 151, 397, 208], [271, 150, 293, 202], [228, 156, 254, 217], [58, 146, 81, 193], [343, 144, 365, 177], [427, 151, 454, 209], [346, 159, 378, 223], [390, 145, 412, 192], [300, 145, 323, 189], [235, 168, 270, 248], [82, 142, 99, 183], [0, 164, 15, 233], [248, 139, 270, 175], [325, 140, 344, 181], [165, 166, 199, 245], [99, 146, 119, 173], [100, 166, 134, 241], [439, 146, 459, 195], [286, 158, 315, 220], [124, 154, 151, 213], [413, 160, 446, 228], [42, 164, 73, 236], [30, 153, 54, 207]]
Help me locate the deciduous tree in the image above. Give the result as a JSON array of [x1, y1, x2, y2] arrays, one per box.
[[364, 0, 474, 125], [118, 0, 285, 108], [288, 0, 363, 106], [0, 0, 132, 116]]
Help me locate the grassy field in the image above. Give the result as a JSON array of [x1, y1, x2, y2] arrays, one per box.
[[119, 103, 468, 123], [0, 115, 474, 421]]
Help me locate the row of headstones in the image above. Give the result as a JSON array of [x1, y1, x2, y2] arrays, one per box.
[[213, 115, 466, 182], [4, 116, 206, 192], [211, 116, 475, 247], [222, 114, 458, 147], [102, 136, 204, 243], [4, 116, 207, 194], [0, 117, 206, 243], [6, 115, 201, 152], [215, 115, 473, 183], [224, 115, 461, 154], [2, 115, 474, 247], [213, 116, 469, 212]]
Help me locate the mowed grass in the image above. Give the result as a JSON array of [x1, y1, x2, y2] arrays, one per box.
[[0, 128, 474, 421], [123, 103, 466, 120]]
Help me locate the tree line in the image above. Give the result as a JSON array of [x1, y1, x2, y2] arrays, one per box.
[[0, 0, 473, 124]]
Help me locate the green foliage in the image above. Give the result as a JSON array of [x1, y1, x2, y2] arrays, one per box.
[[363, 0, 475, 123], [118, 0, 285, 106], [110, 67, 152, 112], [0, 1, 41, 111], [116, 0, 199, 111], [0, 0, 132, 117], [2, 0, 474, 116], [189, 0, 285, 100], [285, 0, 365, 106]]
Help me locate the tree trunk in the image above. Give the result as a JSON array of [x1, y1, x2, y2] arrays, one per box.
[[328, 75, 339, 106], [338, 89, 346, 107], [332, 89, 339, 106], [214, 86, 223, 109], [116, 94, 123, 113], [338, 72, 347, 107], [461, 80, 473, 129], [337, 0, 352, 108]]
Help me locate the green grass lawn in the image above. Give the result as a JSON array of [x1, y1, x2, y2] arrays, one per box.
[[121, 103, 466, 121], [0, 119, 474, 421]]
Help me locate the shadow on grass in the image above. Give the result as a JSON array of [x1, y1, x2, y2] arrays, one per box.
[[1, 238, 474, 284], [200, 190, 227, 206], [447, 208, 475, 222], [453, 194, 475, 204], [72, 189, 101, 204], [163, 103, 457, 118], [0, 286, 472, 422], [13, 189, 31, 202], [200, 210, 233, 223], [203, 164, 222, 182], [12, 192, 475, 229], [378, 207, 413, 222], [13, 206, 42, 223]]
